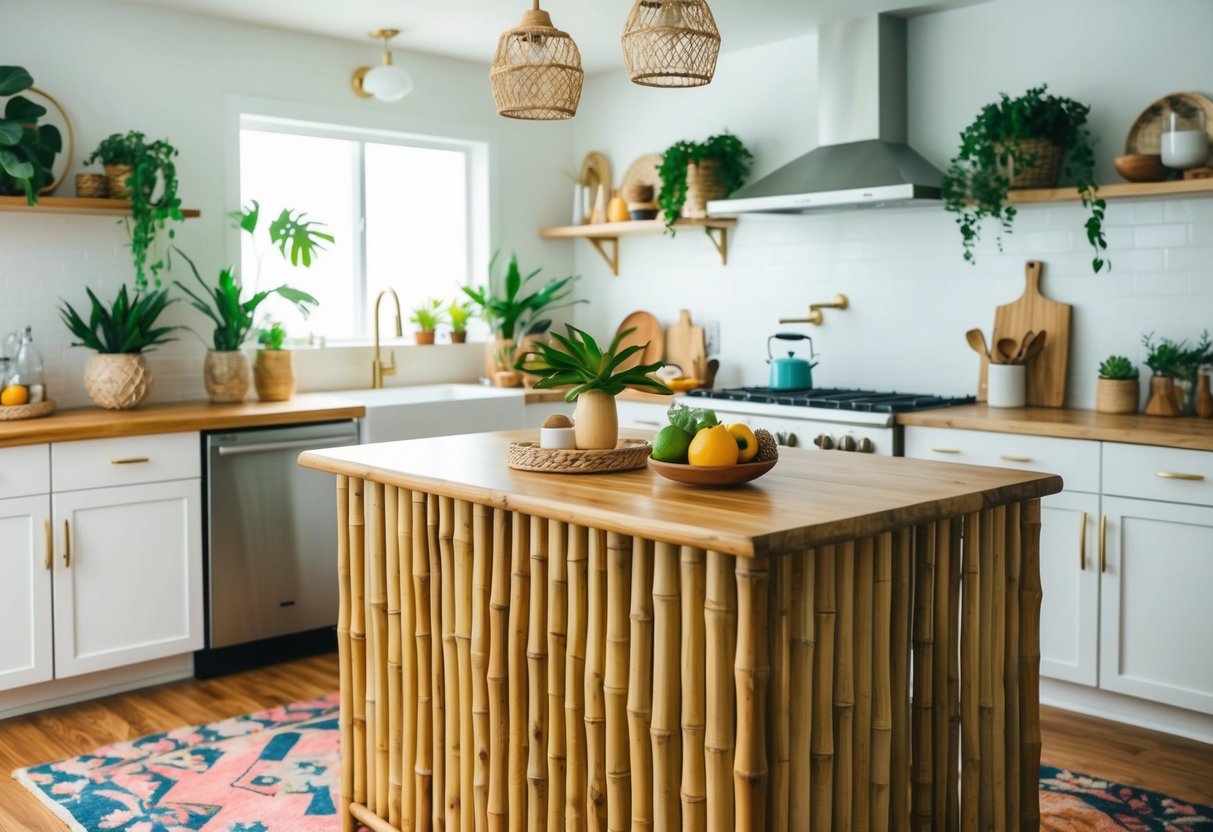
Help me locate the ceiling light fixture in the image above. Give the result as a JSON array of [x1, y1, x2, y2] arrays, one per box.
[[490, 1, 584, 120], [621, 0, 721, 88], [352, 28, 414, 103]]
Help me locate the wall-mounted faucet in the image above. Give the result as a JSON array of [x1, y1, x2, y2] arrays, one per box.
[[372, 288, 403, 388], [779, 293, 849, 326]]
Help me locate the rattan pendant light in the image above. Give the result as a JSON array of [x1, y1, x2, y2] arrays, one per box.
[[621, 0, 721, 88], [490, 1, 584, 120]]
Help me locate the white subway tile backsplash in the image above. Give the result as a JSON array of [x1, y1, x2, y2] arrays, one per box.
[[1133, 223, 1190, 248]]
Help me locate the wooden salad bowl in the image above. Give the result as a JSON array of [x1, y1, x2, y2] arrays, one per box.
[[648, 456, 777, 486]]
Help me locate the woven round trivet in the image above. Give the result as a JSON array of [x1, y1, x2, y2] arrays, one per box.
[[0, 399, 55, 420], [507, 438, 651, 474]]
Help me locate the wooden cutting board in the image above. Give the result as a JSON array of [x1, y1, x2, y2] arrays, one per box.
[[992, 260, 1072, 407], [665, 309, 707, 382], [614, 310, 663, 371]]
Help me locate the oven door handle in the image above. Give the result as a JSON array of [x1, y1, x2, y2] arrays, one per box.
[[215, 435, 358, 457]]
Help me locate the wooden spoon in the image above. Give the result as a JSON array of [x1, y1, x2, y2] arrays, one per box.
[[995, 338, 1019, 364], [1018, 330, 1047, 364], [965, 328, 990, 360]]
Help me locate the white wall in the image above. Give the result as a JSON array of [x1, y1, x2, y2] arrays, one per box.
[[565, 0, 1213, 409], [0, 0, 574, 407]]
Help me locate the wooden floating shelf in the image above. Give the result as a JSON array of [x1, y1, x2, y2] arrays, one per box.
[[1009, 177, 1213, 205], [0, 195, 201, 218], [539, 218, 736, 275]]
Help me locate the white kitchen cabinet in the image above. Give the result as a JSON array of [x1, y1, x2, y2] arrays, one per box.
[[1038, 490, 1101, 686], [0, 494, 53, 690]]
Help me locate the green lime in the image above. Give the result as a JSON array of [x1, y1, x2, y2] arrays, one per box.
[[651, 425, 694, 463]]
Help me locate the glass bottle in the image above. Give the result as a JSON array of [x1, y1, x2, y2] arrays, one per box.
[[1160, 103, 1209, 169], [12, 327, 45, 403]]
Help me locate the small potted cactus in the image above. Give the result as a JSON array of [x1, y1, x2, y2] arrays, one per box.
[[1095, 355, 1139, 414]]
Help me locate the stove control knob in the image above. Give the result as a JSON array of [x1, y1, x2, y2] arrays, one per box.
[[814, 433, 834, 450], [786, 432, 799, 448], [838, 435, 858, 452], [857, 437, 875, 454]]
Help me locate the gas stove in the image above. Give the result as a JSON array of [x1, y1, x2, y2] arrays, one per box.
[[683, 386, 975, 456]]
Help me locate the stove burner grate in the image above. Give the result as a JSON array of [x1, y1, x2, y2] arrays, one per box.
[[685, 386, 976, 413]]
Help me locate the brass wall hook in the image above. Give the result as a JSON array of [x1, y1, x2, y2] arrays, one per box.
[[779, 293, 849, 326]]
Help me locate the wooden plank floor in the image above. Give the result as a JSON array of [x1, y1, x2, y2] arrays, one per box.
[[1, 652, 1210, 830]]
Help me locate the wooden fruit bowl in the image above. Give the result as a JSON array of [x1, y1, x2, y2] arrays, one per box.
[[1114, 154, 1169, 183], [648, 456, 777, 487]]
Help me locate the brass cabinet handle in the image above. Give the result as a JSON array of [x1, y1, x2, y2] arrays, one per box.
[[44, 519, 52, 570], [110, 457, 150, 465], [1000, 454, 1034, 463], [1079, 511, 1087, 571], [63, 519, 71, 568], [931, 447, 962, 454], [1156, 471, 1205, 481], [1099, 515, 1107, 574]]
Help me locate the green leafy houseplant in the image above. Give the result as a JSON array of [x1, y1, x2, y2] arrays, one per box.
[[0, 66, 63, 203], [941, 85, 1109, 274], [409, 298, 447, 333], [86, 131, 184, 289], [1098, 355, 1137, 380], [448, 299, 474, 334], [462, 252, 582, 342], [58, 284, 178, 353], [516, 324, 672, 401], [658, 132, 753, 228], [1142, 332, 1186, 377], [258, 321, 287, 350], [173, 201, 328, 351]]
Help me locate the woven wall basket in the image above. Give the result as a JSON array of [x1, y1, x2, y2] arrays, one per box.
[[1005, 138, 1063, 189], [84, 353, 152, 410], [621, 0, 721, 88], [491, 7, 584, 120]]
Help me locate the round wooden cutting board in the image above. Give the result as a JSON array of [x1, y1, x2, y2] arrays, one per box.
[[614, 310, 663, 371]]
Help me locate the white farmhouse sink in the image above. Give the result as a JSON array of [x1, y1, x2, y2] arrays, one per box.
[[335, 384, 527, 444]]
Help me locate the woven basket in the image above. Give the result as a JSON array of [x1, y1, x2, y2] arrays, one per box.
[[1006, 138, 1063, 189], [104, 164, 133, 199], [1095, 377, 1139, 414], [490, 8, 584, 120], [84, 353, 151, 410], [682, 160, 725, 218], [254, 349, 295, 402], [0, 399, 55, 421], [507, 438, 651, 474], [621, 0, 721, 88], [204, 350, 249, 403], [75, 173, 107, 199]]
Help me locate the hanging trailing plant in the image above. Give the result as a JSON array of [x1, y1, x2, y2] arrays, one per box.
[[941, 85, 1109, 274], [657, 132, 752, 228], [86, 131, 183, 289]]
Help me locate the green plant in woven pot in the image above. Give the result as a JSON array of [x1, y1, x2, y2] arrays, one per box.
[[517, 324, 671, 449], [58, 284, 180, 410], [173, 200, 329, 403], [658, 132, 753, 228], [0, 66, 63, 203], [85, 131, 184, 289], [941, 84, 1108, 274], [1095, 354, 1139, 415]]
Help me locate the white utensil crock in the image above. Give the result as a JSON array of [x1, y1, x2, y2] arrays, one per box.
[[988, 364, 1026, 408]]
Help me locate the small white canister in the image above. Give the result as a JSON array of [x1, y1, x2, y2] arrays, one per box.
[[988, 364, 1026, 408]]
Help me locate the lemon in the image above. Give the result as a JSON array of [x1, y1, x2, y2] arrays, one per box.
[[651, 425, 694, 463], [1, 385, 29, 406], [688, 424, 739, 467], [728, 423, 759, 462]]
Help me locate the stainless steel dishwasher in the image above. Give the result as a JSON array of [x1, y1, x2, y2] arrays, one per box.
[[199, 420, 359, 675]]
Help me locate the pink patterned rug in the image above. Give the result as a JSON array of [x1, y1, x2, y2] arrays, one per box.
[[13, 695, 1213, 831]]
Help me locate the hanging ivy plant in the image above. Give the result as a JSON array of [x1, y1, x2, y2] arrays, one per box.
[[657, 132, 753, 229], [941, 84, 1109, 274]]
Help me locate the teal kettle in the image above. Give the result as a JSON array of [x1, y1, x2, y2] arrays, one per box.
[[767, 333, 818, 390]]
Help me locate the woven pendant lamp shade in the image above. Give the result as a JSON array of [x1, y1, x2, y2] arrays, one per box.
[[491, 2, 584, 120], [621, 0, 721, 88]]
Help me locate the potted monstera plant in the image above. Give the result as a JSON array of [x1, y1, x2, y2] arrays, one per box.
[[942, 85, 1108, 274], [0, 66, 63, 203]]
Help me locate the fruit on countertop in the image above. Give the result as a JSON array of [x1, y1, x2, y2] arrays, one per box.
[[543, 413, 574, 428], [754, 429, 779, 462], [1, 384, 30, 406], [688, 424, 739, 467], [728, 423, 758, 462], [651, 425, 694, 463], [654, 403, 777, 468]]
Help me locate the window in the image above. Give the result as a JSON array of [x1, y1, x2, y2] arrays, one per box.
[[237, 116, 489, 341]]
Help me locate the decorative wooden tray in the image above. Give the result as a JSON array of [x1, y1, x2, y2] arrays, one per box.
[[507, 439, 651, 474], [0, 399, 55, 421]]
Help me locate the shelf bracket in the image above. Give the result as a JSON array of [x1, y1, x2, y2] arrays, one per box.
[[705, 226, 729, 266], [587, 236, 620, 276]]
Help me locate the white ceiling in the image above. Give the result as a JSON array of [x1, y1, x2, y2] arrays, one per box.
[[126, 0, 989, 73]]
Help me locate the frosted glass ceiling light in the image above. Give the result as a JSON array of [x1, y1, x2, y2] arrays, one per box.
[[621, 0, 721, 88], [352, 28, 414, 102], [490, 1, 584, 120]]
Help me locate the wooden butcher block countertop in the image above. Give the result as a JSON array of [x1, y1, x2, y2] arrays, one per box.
[[300, 429, 1061, 558], [0, 394, 365, 448], [897, 404, 1213, 452]]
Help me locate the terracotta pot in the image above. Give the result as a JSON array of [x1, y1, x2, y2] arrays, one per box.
[[84, 353, 152, 410], [254, 349, 295, 402], [682, 160, 726, 219], [104, 164, 133, 199], [574, 390, 619, 450], [415, 330, 436, 345], [203, 350, 249, 403], [1197, 373, 1213, 419], [1144, 374, 1181, 417], [1095, 377, 1139, 415], [450, 331, 467, 344]]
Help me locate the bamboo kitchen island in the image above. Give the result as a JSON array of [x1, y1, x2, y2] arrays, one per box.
[[299, 430, 1061, 832]]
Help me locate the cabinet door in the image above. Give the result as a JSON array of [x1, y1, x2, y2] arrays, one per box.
[[1038, 491, 1100, 686], [51, 480, 203, 678], [0, 496, 53, 690], [1099, 496, 1213, 715]]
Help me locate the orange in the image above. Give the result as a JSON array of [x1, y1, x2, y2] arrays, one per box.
[[728, 423, 758, 462], [1, 384, 29, 406], [688, 425, 739, 467]]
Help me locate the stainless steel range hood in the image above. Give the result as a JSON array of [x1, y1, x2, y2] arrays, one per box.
[[708, 14, 942, 215]]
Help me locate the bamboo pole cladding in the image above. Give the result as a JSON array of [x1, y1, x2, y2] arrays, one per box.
[[330, 481, 1047, 832]]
